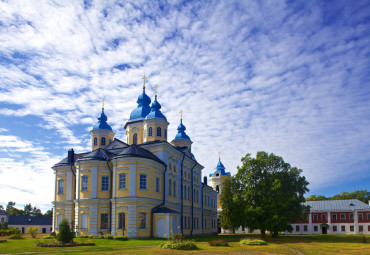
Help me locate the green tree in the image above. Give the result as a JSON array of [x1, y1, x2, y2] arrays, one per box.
[[6, 201, 16, 212], [28, 227, 39, 238], [23, 203, 42, 216], [330, 190, 370, 203], [43, 209, 53, 217], [56, 219, 74, 243], [236, 152, 309, 238], [306, 195, 328, 201], [219, 176, 245, 233]]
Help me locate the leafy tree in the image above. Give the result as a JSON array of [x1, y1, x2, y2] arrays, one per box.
[[306, 195, 328, 201], [0, 205, 4, 211], [6, 201, 16, 212], [56, 219, 74, 243], [28, 227, 39, 238], [44, 209, 53, 217], [23, 204, 42, 216], [235, 152, 309, 238], [219, 176, 245, 233]]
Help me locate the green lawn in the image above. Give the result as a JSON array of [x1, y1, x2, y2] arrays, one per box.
[[1, 234, 370, 254]]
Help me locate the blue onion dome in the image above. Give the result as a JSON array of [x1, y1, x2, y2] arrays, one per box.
[[130, 89, 152, 120], [93, 109, 113, 131], [174, 120, 191, 140], [216, 160, 225, 172], [146, 96, 167, 120]]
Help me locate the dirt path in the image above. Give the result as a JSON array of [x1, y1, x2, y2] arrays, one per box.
[[277, 244, 304, 255]]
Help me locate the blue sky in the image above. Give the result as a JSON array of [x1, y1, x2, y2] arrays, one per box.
[[0, 0, 370, 212]]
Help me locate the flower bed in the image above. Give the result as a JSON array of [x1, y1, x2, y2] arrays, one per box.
[[159, 241, 197, 250], [240, 239, 267, 245]]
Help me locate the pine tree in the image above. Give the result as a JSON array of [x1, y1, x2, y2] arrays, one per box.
[[56, 219, 74, 243]]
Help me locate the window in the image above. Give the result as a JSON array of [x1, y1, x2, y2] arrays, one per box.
[[101, 137, 106, 146], [93, 137, 98, 146], [341, 225, 345, 231], [164, 129, 167, 139], [350, 213, 354, 220], [173, 181, 176, 197], [119, 174, 126, 189], [157, 127, 162, 137], [314, 226, 318, 232], [139, 174, 147, 190], [169, 180, 172, 196], [56, 215, 63, 229], [350, 225, 354, 232], [57, 180, 64, 195], [322, 214, 327, 221], [359, 225, 363, 232], [101, 176, 109, 191], [295, 225, 300, 232], [101, 214, 108, 229], [313, 214, 318, 221], [368, 225, 370, 231], [139, 212, 146, 229], [333, 226, 337, 232], [332, 214, 337, 221], [118, 213, 125, 230], [340, 213, 346, 220], [81, 176, 88, 191], [216, 185, 220, 193], [148, 127, 153, 137], [304, 225, 308, 232], [358, 213, 363, 221], [367, 213, 370, 220], [133, 133, 137, 144], [156, 178, 160, 192], [81, 214, 88, 229]]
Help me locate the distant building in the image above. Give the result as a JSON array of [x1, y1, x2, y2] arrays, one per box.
[[0, 211, 8, 223], [52, 80, 218, 238], [8, 216, 52, 234], [287, 199, 370, 235]]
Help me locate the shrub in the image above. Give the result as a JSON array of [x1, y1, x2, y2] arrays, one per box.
[[0, 228, 20, 236], [88, 234, 96, 239], [113, 236, 127, 241], [103, 235, 113, 239], [56, 219, 75, 243], [28, 227, 39, 238], [172, 234, 184, 243], [208, 239, 229, 246], [160, 241, 197, 250], [240, 239, 267, 245], [78, 235, 89, 238], [50, 232, 56, 237], [9, 234, 23, 239], [42, 236, 55, 239]]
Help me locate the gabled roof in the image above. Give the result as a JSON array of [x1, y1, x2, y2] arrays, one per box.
[[8, 216, 52, 226], [305, 199, 370, 211], [54, 153, 85, 167], [114, 144, 165, 166], [104, 138, 128, 150], [77, 148, 112, 161]]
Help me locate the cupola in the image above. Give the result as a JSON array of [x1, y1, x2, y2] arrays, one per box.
[[90, 99, 115, 150], [171, 110, 193, 151]]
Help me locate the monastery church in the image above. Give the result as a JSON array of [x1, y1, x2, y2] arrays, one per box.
[[51, 77, 229, 238]]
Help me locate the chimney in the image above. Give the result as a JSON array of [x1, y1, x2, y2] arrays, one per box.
[[68, 149, 74, 165], [203, 176, 207, 185]]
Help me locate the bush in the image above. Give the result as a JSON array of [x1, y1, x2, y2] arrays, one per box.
[[78, 235, 89, 238], [240, 239, 267, 245], [88, 234, 96, 239], [0, 228, 20, 236], [103, 235, 113, 239], [113, 236, 127, 241], [50, 232, 56, 237], [56, 219, 75, 243], [42, 236, 55, 239], [208, 239, 229, 246], [160, 241, 197, 250], [9, 234, 23, 239], [172, 234, 184, 243], [28, 227, 39, 238]]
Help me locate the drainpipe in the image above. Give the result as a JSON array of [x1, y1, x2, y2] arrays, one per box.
[[180, 154, 185, 234], [190, 161, 197, 237], [68, 149, 76, 231], [150, 162, 167, 237], [106, 159, 113, 234]]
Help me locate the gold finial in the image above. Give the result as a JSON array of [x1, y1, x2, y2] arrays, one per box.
[[142, 75, 147, 89], [154, 84, 158, 97], [179, 110, 183, 120], [102, 98, 105, 110], [219, 152, 221, 161]]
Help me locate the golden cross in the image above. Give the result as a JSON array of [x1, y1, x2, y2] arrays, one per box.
[[154, 84, 158, 96], [179, 110, 183, 120], [142, 75, 147, 89], [219, 152, 221, 160], [102, 98, 105, 110]]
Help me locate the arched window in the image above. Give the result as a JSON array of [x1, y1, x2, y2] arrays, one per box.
[[93, 137, 97, 146], [173, 181, 176, 197], [148, 127, 153, 137], [157, 127, 162, 137], [164, 129, 167, 139], [133, 133, 137, 144], [101, 137, 106, 146], [169, 180, 172, 196], [216, 185, 220, 193]]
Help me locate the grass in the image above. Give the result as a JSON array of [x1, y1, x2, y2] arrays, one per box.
[[0, 233, 370, 254]]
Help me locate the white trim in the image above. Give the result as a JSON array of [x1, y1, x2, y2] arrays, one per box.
[[66, 171, 72, 200], [113, 165, 117, 198]]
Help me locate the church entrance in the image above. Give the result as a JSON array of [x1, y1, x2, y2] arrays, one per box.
[[322, 227, 327, 234]]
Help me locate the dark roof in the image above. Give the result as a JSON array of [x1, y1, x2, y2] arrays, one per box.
[[54, 153, 84, 167], [153, 207, 179, 214], [8, 216, 52, 226], [114, 144, 165, 166], [0, 211, 7, 215], [77, 148, 112, 162], [305, 199, 370, 211]]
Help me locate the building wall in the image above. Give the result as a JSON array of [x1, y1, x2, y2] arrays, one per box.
[[10, 224, 52, 234]]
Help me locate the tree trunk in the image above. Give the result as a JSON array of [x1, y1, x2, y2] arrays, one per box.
[[272, 229, 279, 238], [233, 229, 235, 234], [260, 228, 266, 239]]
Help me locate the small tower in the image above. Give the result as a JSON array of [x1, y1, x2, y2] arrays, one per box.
[[209, 153, 231, 211], [144, 84, 169, 143], [171, 110, 193, 152], [124, 75, 152, 145], [90, 99, 115, 150]]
